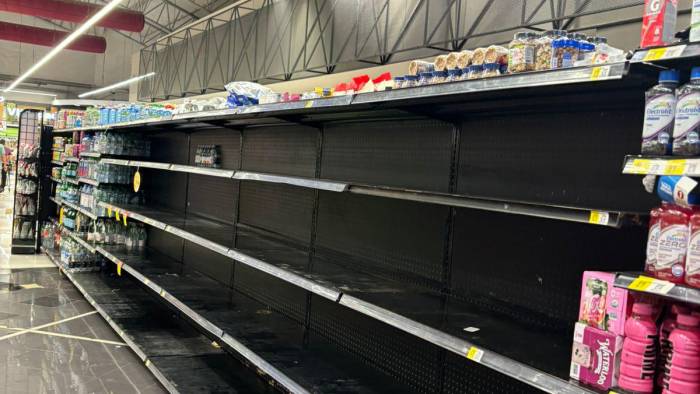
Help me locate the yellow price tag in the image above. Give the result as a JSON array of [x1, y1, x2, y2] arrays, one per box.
[[122, 212, 127, 227], [628, 276, 655, 291], [644, 47, 668, 61], [159, 289, 165, 297], [107, 206, 112, 217], [133, 170, 141, 193], [117, 262, 123, 276], [145, 359, 151, 367], [59, 207, 65, 225], [589, 210, 610, 226], [305, 100, 314, 108], [629, 159, 652, 174], [115, 209, 120, 222], [665, 159, 687, 175], [75, 214, 81, 230], [466, 346, 484, 362], [590, 66, 610, 81]]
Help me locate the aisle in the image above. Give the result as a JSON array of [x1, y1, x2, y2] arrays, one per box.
[[0, 180, 166, 393], [0, 176, 52, 271]]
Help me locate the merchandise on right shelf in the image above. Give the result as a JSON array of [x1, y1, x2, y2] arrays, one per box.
[[572, 271, 700, 392]]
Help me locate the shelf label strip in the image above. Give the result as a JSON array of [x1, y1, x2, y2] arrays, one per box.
[[588, 210, 610, 226], [627, 275, 675, 294], [466, 346, 484, 363]]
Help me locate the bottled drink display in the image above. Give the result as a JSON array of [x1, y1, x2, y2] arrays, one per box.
[[87, 220, 147, 251], [57, 183, 79, 204], [59, 236, 100, 272], [78, 160, 132, 184], [672, 67, 700, 156], [642, 70, 680, 155], [61, 162, 78, 178], [618, 303, 658, 393], [91, 132, 151, 157], [194, 145, 221, 168]]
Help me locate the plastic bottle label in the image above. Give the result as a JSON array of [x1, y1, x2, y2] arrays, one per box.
[[687, 230, 700, 276], [673, 92, 700, 138], [656, 224, 688, 270], [647, 223, 660, 266], [643, 94, 676, 140]]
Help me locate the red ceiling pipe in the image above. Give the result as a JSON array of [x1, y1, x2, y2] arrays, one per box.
[[0, 21, 106, 53], [0, 0, 145, 33]]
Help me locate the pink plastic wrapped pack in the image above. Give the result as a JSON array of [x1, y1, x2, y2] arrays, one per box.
[[578, 271, 632, 337], [570, 322, 623, 390]]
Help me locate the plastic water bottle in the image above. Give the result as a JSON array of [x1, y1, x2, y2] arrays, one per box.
[[673, 67, 700, 156], [643, 70, 679, 155]]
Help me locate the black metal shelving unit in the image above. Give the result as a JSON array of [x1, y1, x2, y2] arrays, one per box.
[[43, 56, 683, 393], [12, 110, 50, 254]]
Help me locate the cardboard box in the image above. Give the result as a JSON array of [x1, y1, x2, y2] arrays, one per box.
[[641, 0, 678, 48], [578, 271, 632, 337], [571, 322, 623, 390]]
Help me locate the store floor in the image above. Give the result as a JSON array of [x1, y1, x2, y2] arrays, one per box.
[[0, 177, 166, 393]]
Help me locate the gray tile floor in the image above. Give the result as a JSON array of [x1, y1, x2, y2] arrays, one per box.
[[0, 177, 166, 394]]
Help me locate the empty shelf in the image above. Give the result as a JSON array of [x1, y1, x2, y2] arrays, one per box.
[[43, 247, 278, 394], [96, 201, 593, 394]]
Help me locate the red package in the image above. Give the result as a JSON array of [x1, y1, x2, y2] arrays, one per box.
[[352, 75, 370, 91], [656, 204, 690, 284], [372, 72, 391, 84], [640, 0, 678, 48]]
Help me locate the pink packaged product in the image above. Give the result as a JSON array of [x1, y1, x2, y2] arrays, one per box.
[[579, 271, 633, 337], [571, 322, 623, 390]]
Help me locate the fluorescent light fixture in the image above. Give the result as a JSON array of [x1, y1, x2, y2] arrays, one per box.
[[4, 0, 125, 92], [6, 89, 57, 97], [78, 72, 155, 98]]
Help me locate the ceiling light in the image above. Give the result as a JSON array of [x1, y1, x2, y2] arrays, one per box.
[[4, 0, 125, 92], [78, 72, 155, 98], [5, 89, 57, 97]]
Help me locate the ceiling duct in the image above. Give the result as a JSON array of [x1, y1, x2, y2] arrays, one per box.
[[0, 0, 145, 32], [0, 21, 107, 53]]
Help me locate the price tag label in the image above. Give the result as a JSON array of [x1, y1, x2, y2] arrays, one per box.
[[665, 159, 687, 175], [107, 206, 112, 217], [133, 170, 141, 193], [122, 212, 128, 227], [466, 346, 484, 362], [590, 66, 610, 80], [588, 210, 610, 226], [644, 48, 668, 61], [643, 45, 686, 62], [305, 100, 314, 108], [59, 207, 65, 225], [628, 159, 652, 174], [159, 289, 165, 297], [628, 275, 675, 295], [145, 359, 151, 367], [115, 209, 121, 222], [117, 261, 123, 276]]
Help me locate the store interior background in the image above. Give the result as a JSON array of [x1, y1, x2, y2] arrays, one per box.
[[0, 0, 686, 108]]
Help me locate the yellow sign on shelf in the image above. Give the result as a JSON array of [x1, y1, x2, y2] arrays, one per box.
[[466, 346, 484, 362], [589, 210, 610, 226], [644, 47, 668, 61], [627, 275, 675, 294]]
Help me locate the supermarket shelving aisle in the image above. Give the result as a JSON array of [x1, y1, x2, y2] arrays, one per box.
[[0, 177, 166, 393]]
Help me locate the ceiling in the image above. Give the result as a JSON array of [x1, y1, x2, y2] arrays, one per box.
[[37, 0, 238, 46]]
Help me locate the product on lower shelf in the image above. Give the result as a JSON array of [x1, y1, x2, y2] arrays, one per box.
[[578, 271, 632, 337], [570, 322, 622, 390], [618, 303, 658, 393], [642, 70, 679, 155], [662, 314, 700, 393]]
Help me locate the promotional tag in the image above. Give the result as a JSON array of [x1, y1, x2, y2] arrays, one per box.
[[133, 170, 141, 193]]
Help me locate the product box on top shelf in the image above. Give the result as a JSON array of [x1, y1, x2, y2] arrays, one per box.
[[640, 0, 678, 48], [571, 322, 623, 390], [579, 271, 633, 337]]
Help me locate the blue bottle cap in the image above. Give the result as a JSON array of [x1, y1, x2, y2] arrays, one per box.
[[419, 72, 432, 79], [691, 67, 700, 80], [659, 69, 680, 83], [405, 75, 418, 81], [435, 70, 448, 77], [394, 76, 405, 81], [484, 63, 499, 70], [447, 69, 461, 76]]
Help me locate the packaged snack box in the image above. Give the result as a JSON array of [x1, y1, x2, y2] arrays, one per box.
[[578, 271, 632, 337], [571, 322, 623, 390]]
